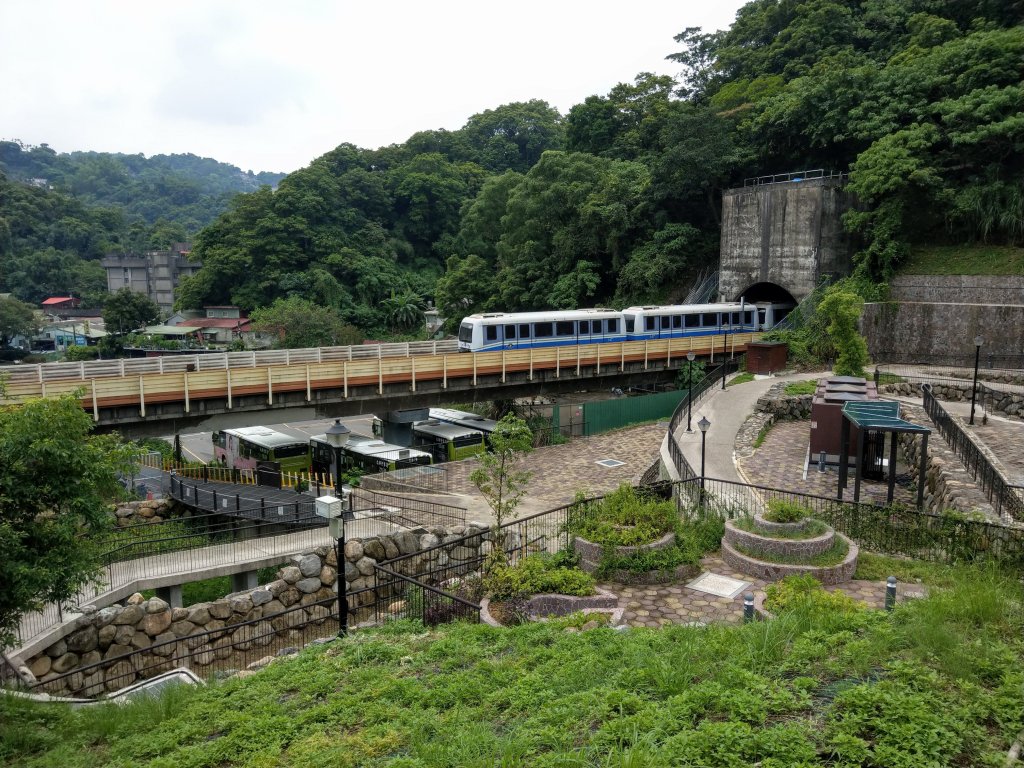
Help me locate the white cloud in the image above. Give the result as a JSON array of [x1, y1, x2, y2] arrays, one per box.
[[0, 1, 746, 173]]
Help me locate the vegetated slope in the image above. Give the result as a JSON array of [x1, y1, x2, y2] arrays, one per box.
[[2, 567, 1022, 767], [899, 244, 1024, 276]]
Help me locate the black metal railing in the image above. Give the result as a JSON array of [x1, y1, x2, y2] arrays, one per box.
[[922, 385, 1024, 522], [357, 464, 450, 494], [667, 361, 740, 482], [874, 352, 1024, 372], [350, 487, 466, 529]]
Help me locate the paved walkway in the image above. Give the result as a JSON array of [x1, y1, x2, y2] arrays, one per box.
[[603, 555, 923, 627]]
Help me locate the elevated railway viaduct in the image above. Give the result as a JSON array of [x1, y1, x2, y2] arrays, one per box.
[[1, 333, 760, 437]]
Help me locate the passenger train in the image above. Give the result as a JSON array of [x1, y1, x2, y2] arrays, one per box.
[[456, 302, 790, 353]]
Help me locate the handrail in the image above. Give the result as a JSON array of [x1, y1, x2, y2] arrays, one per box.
[[742, 169, 846, 187]]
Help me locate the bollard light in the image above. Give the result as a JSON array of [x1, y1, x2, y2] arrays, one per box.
[[743, 592, 755, 623], [885, 576, 897, 612]]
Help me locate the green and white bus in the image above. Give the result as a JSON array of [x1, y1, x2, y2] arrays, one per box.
[[412, 420, 487, 462], [311, 434, 433, 475], [212, 426, 311, 473]]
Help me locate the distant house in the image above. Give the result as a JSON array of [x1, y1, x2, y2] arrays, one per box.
[[168, 306, 250, 345], [36, 320, 107, 350], [41, 296, 82, 311], [101, 243, 201, 316]]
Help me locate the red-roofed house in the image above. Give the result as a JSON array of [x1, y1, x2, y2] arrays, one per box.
[[41, 296, 81, 311]]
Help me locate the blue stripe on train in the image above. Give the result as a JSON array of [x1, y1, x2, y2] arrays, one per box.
[[469, 328, 757, 352]]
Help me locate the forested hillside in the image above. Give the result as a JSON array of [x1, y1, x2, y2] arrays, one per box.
[[4, 0, 1020, 338], [176, 0, 1021, 339], [0, 142, 287, 306]]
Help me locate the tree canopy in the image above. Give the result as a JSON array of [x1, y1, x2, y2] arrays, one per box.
[[102, 288, 161, 334], [0, 393, 134, 649]]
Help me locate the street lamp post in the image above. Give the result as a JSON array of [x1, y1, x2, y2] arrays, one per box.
[[686, 351, 695, 432], [698, 416, 711, 506], [316, 494, 349, 637], [970, 336, 983, 425]]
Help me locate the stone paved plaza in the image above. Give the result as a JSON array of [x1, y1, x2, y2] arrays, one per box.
[[603, 554, 921, 628]]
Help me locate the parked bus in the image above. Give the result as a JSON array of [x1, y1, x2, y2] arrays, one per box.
[[212, 426, 310, 473], [411, 420, 487, 462], [428, 408, 499, 445], [311, 434, 433, 475]]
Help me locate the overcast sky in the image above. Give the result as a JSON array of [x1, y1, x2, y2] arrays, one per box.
[[1, 1, 747, 174]]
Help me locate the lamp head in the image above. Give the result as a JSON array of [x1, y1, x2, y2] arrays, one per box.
[[974, 335, 984, 348], [698, 416, 711, 434], [687, 351, 695, 362], [325, 419, 350, 448]]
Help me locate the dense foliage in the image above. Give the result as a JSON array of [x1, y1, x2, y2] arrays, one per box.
[[0, 142, 285, 307], [485, 553, 596, 601], [0, 393, 134, 649], [570, 484, 677, 547], [3, 566, 1021, 766]]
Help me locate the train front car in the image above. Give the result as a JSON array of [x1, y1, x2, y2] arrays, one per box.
[[457, 309, 626, 352]]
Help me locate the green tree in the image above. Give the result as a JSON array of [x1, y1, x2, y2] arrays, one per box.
[[0, 393, 135, 649], [469, 414, 533, 552], [249, 296, 362, 349], [818, 290, 869, 377], [434, 254, 498, 331], [382, 287, 426, 332], [102, 288, 161, 334], [0, 295, 37, 346]]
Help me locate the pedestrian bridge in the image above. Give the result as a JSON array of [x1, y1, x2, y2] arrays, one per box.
[[0, 332, 760, 432]]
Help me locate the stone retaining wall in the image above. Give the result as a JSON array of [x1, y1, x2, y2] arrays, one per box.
[[881, 381, 1023, 421], [112, 498, 181, 527], [896, 404, 997, 519], [735, 382, 814, 459], [721, 534, 859, 585], [724, 519, 834, 559], [18, 520, 493, 697]]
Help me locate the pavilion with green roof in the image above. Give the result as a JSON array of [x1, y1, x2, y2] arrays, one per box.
[[837, 400, 931, 509]]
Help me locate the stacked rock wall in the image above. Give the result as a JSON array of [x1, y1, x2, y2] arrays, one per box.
[[19, 521, 493, 697], [735, 383, 814, 460], [881, 381, 1023, 421], [111, 498, 182, 527]]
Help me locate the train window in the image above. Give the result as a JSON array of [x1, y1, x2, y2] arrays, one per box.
[[701, 313, 718, 327], [684, 313, 699, 328], [607, 318, 618, 333], [579, 320, 589, 334], [556, 321, 574, 336], [731, 312, 741, 325], [745, 310, 755, 326], [673, 315, 683, 329], [645, 317, 656, 331], [534, 322, 553, 337], [625, 317, 634, 332], [758, 309, 767, 325], [485, 326, 498, 341], [519, 324, 531, 338], [504, 324, 517, 339]]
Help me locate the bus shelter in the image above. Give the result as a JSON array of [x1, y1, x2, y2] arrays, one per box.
[[837, 400, 931, 509]]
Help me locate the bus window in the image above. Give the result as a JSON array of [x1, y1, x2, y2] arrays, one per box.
[[213, 431, 225, 448]]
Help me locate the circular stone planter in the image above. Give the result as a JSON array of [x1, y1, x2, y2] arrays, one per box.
[[602, 562, 701, 586], [480, 587, 623, 627], [750, 512, 813, 536], [573, 531, 676, 574], [724, 518, 835, 559], [720, 533, 859, 585]]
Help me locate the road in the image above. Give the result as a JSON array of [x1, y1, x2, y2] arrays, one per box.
[[168, 415, 377, 464]]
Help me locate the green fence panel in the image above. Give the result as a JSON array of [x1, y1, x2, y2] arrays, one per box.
[[583, 390, 686, 436]]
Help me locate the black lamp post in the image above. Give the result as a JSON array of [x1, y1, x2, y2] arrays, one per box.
[[686, 351, 695, 432], [324, 419, 351, 636], [969, 336, 983, 425], [698, 416, 710, 504], [325, 419, 350, 489]]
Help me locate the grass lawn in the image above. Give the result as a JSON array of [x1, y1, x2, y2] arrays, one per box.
[[900, 244, 1024, 275], [727, 372, 756, 387], [3, 565, 1021, 767]]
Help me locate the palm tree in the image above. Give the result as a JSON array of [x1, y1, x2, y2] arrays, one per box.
[[382, 287, 426, 331]]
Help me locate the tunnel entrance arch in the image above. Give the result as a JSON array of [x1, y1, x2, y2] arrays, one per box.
[[732, 282, 797, 306]]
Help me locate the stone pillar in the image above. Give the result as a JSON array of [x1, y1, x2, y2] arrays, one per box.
[[232, 571, 258, 592], [155, 584, 183, 608]]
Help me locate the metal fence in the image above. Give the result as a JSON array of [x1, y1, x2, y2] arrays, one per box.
[[357, 464, 449, 494], [666, 361, 740, 481], [743, 169, 846, 187], [922, 385, 1024, 523], [350, 486, 465, 529], [686, 477, 1024, 569], [874, 352, 1024, 372]]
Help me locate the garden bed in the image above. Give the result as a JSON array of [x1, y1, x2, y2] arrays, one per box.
[[480, 587, 623, 627]]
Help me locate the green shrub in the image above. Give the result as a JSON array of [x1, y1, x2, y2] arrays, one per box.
[[570, 484, 676, 547], [486, 554, 595, 600], [764, 574, 864, 614], [596, 544, 694, 578], [783, 380, 817, 396], [764, 499, 811, 523]]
